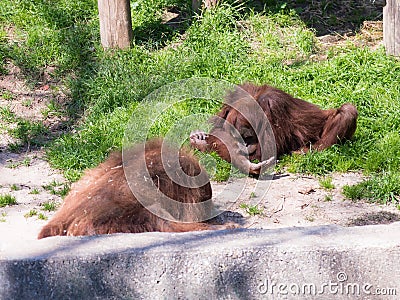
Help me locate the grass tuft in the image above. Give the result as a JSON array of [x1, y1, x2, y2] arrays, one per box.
[[343, 172, 400, 204], [319, 177, 335, 190], [24, 209, 38, 218], [0, 194, 17, 207], [38, 213, 48, 220], [29, 188, 40, 195], [42, 201, 58, 212], [240, 203, 263, 216]]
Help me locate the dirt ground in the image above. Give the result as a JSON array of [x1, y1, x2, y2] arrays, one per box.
[[0, 20, 399, 243]]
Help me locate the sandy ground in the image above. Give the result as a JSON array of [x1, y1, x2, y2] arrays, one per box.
[[212, 173, 400, 229], [0, 150, 65, 242]]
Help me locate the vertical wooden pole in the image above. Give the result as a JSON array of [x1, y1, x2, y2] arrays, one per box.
[[192, 0, 219, 12], [98, 0, 133, 49], [383, 0, 400, 56], [192, 0, 201, 13]]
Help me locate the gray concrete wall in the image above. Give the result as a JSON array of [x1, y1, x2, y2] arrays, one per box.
[[1, 222, 399, 299]]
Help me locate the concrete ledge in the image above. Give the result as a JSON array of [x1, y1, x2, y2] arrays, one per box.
[[1, 223, 400, 299]]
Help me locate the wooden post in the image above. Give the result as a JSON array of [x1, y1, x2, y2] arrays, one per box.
[[383, 0, 400, 56], [98, 0, 133, 49], [192, 0, 201, 13], [192, 0, 219, 12]]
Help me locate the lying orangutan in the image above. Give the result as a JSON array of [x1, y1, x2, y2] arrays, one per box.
[[190, 83, 358, 175], [38, 139, 233, 238]]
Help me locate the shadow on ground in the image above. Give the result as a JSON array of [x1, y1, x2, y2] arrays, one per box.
[[248, 0, 384, 36]]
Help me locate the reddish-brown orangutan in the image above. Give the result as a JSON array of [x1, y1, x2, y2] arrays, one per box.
[[190, 83, 358, 175], [38, 139, 233, 239]]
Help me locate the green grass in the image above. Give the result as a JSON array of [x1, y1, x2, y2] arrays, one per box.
[[38, 213, 47, 220], [8, 119, 49, 148], [29, 188, 40, 195], [24, 209, 38, 218], [41, 99, 64, 118], [0, 212, 6, 222], [6, 158, 31, 169], [0, 0, 99, 81], [343, 172, 400, 204], [1, 1, 399, 204], [1, 90, 14, 100], [319, 177, 335, 190], [22, 99, 32, 107], [0, 28, 8, 74], [0, 104, 49, 149], [239, 203, 263, 216], [10, 184, 20, 191], [0, 106, 17, 123], [42, 181, 70, 197], [42, 201, 58, 212], [0, 194, 17, 207]]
